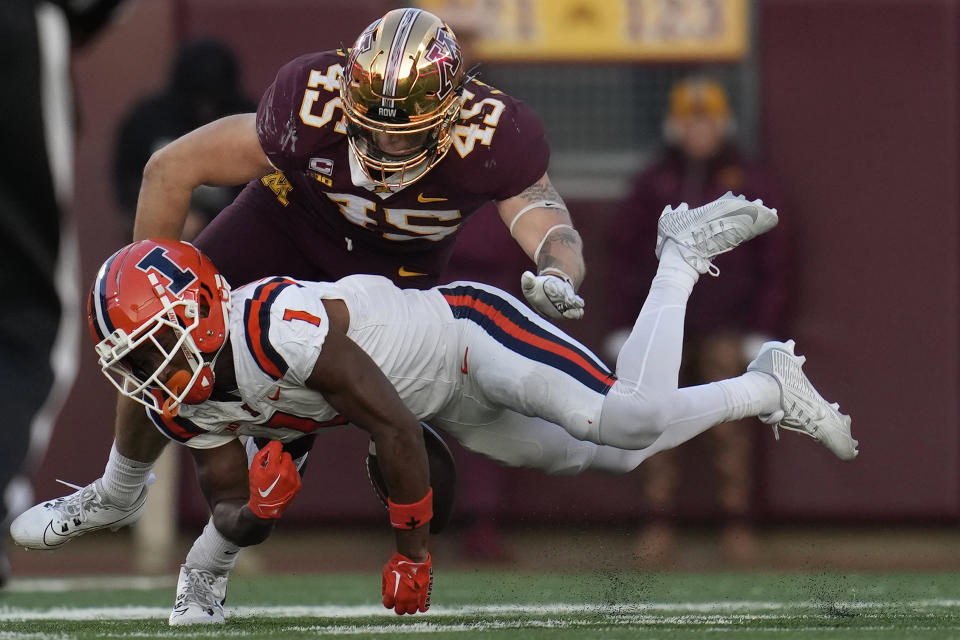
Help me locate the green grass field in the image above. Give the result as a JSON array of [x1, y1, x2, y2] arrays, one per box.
[[3, 571, 960, 638]]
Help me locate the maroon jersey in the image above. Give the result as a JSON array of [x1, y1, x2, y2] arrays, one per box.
[[226, 49, 548, 289]]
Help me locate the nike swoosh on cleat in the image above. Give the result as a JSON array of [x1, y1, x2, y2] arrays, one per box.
[[398, 266, 427, 277], [38, 504, 142, 548], [258, 473, 283, 498], [417, 194, 447, 203], [42, 522, 70, 547], [718, 205, 759, 223]]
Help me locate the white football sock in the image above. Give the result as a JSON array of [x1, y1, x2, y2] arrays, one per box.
[[185, 519, 241, 577], [100, 441, 153, 507], [655, 239, 700, 295]]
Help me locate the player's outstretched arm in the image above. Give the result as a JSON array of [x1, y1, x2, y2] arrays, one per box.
[[306, 325, 431, 557], [133, 113, 274, 241], [306, 322, 433, 614], [498, 172, 587, 319]]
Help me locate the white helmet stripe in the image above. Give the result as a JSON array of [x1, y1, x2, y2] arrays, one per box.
[[382, 7, 421, 107]]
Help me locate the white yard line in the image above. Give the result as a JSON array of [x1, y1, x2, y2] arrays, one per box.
[[5, 575, 175, 592], [1, 600, 959, 622], [103, 626, 960, 638]]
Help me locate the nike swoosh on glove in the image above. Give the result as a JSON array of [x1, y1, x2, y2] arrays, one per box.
[[247, 441, 301, 518], [382, 552, 433, 615], [521, 270, 585, 320]]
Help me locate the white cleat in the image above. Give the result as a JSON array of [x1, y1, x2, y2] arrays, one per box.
[[9, 479, 148, 550], [656, 191, 779, 275], [748, 340, 858, 461], [168, 564, 228, 626]]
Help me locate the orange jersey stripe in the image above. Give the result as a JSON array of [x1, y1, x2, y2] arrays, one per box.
[[442, 293, 612, 386]]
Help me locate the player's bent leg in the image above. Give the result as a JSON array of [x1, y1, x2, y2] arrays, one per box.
[[435, 405, 740, 477], [168, 436, 314, 626], [441, 256, 697, 452], [435, 410, 614, 477], [591, 197, 783, 451], [434, 387, 774, 477], [601, 193, 778, 436], [169, 520, 235, 626], [597, 372, 781, 452]]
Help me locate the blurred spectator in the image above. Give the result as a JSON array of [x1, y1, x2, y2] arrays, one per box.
[[0, 0, 129, 588], [605, 77, 791, 564], [113, 38, 255, 239]]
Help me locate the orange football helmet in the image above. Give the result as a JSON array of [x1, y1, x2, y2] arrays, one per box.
[[88, 239, 231, 417], [340, 8, 465, 189]]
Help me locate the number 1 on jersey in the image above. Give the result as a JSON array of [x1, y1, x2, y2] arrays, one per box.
[[283, 309, 323, 327]]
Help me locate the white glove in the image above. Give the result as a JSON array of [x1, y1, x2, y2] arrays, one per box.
[[521, 270, 585, 320]]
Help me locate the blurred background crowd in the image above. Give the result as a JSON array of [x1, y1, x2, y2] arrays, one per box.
[[0, 0, 949, 582]]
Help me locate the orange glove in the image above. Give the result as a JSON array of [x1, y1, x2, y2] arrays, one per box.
[[382, 552, 432, 615], [247, 441, 301, 518]]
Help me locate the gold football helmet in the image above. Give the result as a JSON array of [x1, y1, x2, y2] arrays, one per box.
[[341, 8, 465, 189]]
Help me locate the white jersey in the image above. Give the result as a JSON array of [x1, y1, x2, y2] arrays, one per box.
[[148, 274, 460, 449]]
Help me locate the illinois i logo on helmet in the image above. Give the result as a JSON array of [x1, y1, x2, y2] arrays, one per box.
[[135, 245, 198, 298]]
